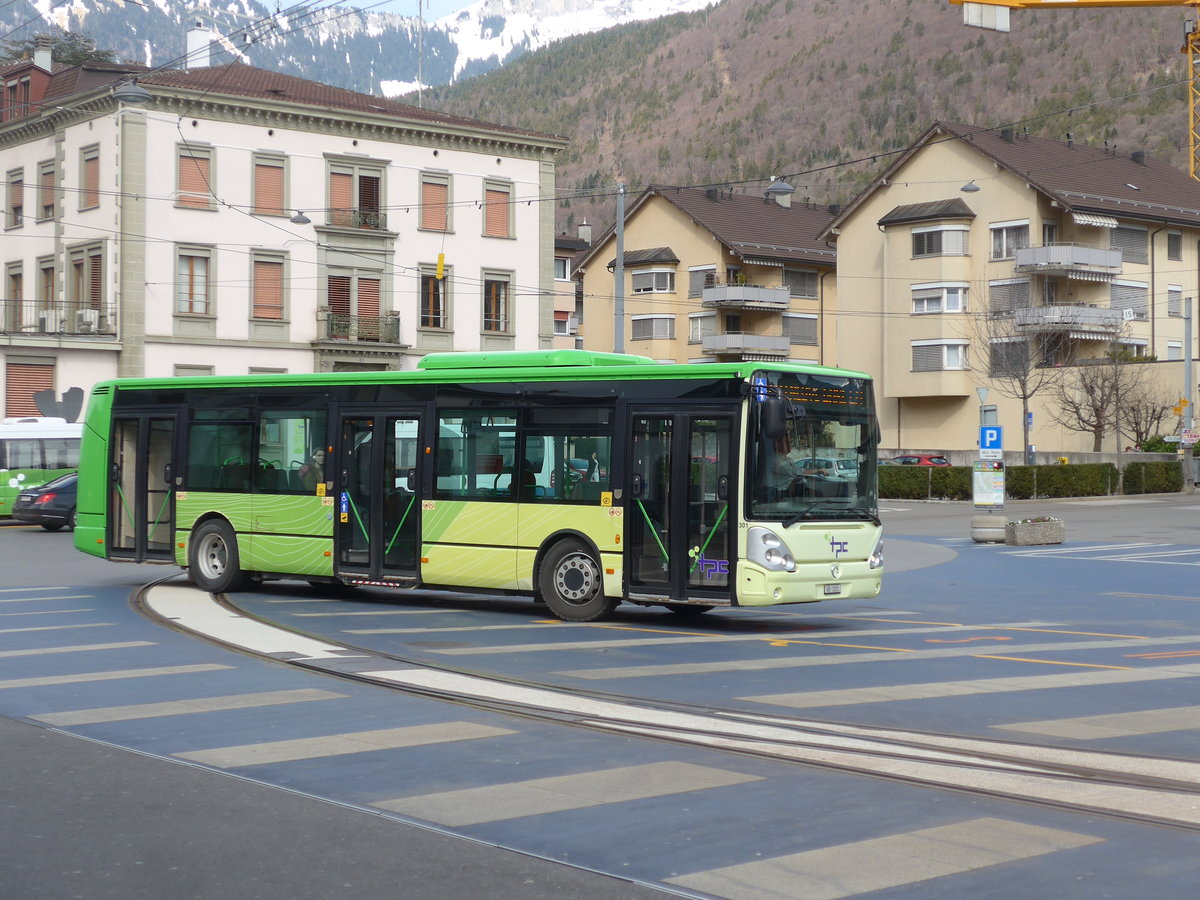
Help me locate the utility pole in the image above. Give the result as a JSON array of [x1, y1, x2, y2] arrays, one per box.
[[613, 182, 625, 353], [1185, 298, 1196, 493]]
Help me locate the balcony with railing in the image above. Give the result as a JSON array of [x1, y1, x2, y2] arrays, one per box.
[[0, 300, 115, 336], [1012, 304, 1125, 337], [700, 282, 792, 310], [327, 208, 388, 230], [702, 332, 791, 360], [319, 312, 402, 344], [1013, 243, 1122, 281]]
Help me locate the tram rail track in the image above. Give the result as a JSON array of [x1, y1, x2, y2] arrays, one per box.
[[135, 578, 1200, 834]]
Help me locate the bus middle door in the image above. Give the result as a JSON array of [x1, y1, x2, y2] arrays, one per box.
[[334, 412, 423, 583]]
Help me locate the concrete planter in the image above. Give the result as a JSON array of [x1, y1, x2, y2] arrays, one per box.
[[970, 515, 1007, 543], [1004, 518, 1065, 546]]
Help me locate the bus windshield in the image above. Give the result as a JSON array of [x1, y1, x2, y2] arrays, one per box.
[[747, 370, 878, 523]]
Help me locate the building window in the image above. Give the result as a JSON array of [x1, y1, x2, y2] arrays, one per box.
[[174, 365, 214, 377], [252, 154, 285, 216], [176, 248, 211, 315], [912, 225, 968, 258], [631, 269, 675, 293], [912, 282, 967, 314], [1167, 341, 1183, 361], [989, 339, 1029, 377], [5, 169, 22, 228], [782, 313, 818, 345], [420, 173, 450, 232], [5, 360, 53, 416], [554, 256, 570, 280], [5, 263, 22, 332], [328, 159, 384, 229], [1042, 221, 1058, 246], [1110, 280, 1148, 321], [783, 269, 818, 298], [553, 311, 571, 335], [37, 258, 54, 306], [482, 274, 511, 333], [1168, 285, 1183, 318], [1111, 225, 1148, 265], [1042, 277, 1058, 306], [689, 312, 716, 343], [420, 271, 447, 329], [177, 145, 214, 210], [687, 266, 717, 297], [252, 256, 285, 320], [37, 161, 54, 221], [1167, 231, 1183, 261], [989, 279, 1030, 314], [631, 315, 674, 340], [482, 179, 512, 238], [80, 146, 99, 210], [989, 221, 1029, 260], [912, 340, 968, 372], [68, 244, 103, 313], [326, 272, 382, 340]]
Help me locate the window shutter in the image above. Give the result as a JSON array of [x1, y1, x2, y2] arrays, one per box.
[[1110, 226, 1148, 265], [253, 260, 283, 319], [688, 268, 715, 297], [5, 362, 53, 416], [989, 280, 1029, 313], [1168, 287, 1183, 317], [421, 180, 447, 231], [88, 252, 103, 309], [357, 277, 381, 340], [178, 154, 210, 208], [911, 345, 942, 372], [253, 163, 284, 216], [329, 172, 353, 226], [39, 167, 53, 217], [10, 178, 22, 212], [327, 275, 351, 316], [484, 188, 509, 237], [83, 154, 99, 208], [1110, 282, 1148, 319]]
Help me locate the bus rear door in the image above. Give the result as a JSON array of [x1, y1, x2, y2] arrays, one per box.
[[109, 410, 181, 562], [627, 410, 735, 605], [334, 411, 423, 583]]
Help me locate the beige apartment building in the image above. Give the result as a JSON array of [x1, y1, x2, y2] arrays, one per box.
[[826, 122, 1197, 456], [576, 185, 837, 364]]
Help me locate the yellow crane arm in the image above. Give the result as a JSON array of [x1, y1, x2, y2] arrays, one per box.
[[950, 0, 1200, 180]]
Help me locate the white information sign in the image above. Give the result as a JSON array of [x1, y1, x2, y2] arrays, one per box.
[[973, 460, 1005, 510]]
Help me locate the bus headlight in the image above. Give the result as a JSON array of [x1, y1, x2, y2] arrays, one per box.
[[748, 527, 795, 572], [869, 534, 884, 569]]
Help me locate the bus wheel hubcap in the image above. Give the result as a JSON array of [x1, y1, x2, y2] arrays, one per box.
[[200, 536, 227, 577], [555, 554, 597, 604]]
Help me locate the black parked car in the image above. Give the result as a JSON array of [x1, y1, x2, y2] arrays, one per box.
[[12, 472, 78, 531]]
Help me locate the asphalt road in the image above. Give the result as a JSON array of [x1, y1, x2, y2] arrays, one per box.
[[3, 493, 1199, 899]]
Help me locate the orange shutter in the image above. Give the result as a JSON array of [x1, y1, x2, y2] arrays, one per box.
[[421, 180, 447, 231], [5, 362, 53, 416], [83, 155, 98, 208], [88, 252, 103, 309], [484, 188, 509, 237], [10, 178, 22, 213], [178, 154, 210, 208], [39, 167, 53, 217], [253, 260, 283, 319], [253, 163, 284, 216], [327, 275, 351, 316], [357, 278, 381, 340], [329, 172, 353, 226]]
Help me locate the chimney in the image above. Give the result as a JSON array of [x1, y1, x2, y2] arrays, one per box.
[[186, 21, 211, 70], [764, 179, 795, 209], [33, 34, 52, 72], [576, 220, 592, 244], [828, 203, 842, 217], [1067, 132, 1074, 148], [705, 188, 719, 202], [1000, 127, 1014, 143], [1132, 150, 1146, 166]]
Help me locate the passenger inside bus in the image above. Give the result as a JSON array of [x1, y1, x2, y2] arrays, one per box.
[[299, 448, 325, 491]]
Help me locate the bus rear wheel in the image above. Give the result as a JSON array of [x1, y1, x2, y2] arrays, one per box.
[[189, 519, 248, 593], [539, 539, 616, 622]]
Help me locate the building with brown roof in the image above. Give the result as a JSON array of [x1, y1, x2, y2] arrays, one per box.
[[1, 47, 565, 417], [576, 184, 837, 363], [826, 121, 1197, 457]]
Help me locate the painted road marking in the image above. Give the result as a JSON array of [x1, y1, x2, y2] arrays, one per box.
[[0, 587, 74, 593], [374, 762, 761, 826], [742, 668, 1200, 710], [0, 595, 94, 604], [0, 623, 112, 635], [995, 705, 1200, 740], [0, 609, 92, 617], [30, 688, 347, 726], [291, 609, 474, 617], [0, 641, 153, 659], [174, 722, 516, 768], [0, 664, 232, 690], [666, 817, 1103, 899]]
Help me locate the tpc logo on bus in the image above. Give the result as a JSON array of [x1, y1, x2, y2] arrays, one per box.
[[828, 535, 848, 558]]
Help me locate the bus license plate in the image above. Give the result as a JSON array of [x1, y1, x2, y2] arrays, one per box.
[[823, 584, 841, 595]]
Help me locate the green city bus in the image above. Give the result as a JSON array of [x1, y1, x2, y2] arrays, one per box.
[[1, 417, 82, 517], [74, 350, 883, 621]]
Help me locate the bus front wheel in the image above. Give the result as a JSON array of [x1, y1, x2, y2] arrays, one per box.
[[189, 519, 248, 593], [539, 539, 616, 622]]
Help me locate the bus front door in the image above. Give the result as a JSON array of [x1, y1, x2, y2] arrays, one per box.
[[110, 412, 180, 563], [335, 413, 422, 582], [628, 411, 735, 604]]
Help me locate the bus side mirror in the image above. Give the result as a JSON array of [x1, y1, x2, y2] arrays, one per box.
[[762, 398, 787, 439], [717, 475, 729, 500], [631, 473, 644, 498]]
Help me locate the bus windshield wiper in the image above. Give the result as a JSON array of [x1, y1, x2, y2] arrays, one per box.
[[783, 502, 879, 529]]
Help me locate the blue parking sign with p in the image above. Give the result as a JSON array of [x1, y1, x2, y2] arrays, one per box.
[[980, 425, 1003, 450]]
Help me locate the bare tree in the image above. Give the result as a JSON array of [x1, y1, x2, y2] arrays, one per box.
[[1121, 380, 1178, 448], [1050, 345, 1172, 451]]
